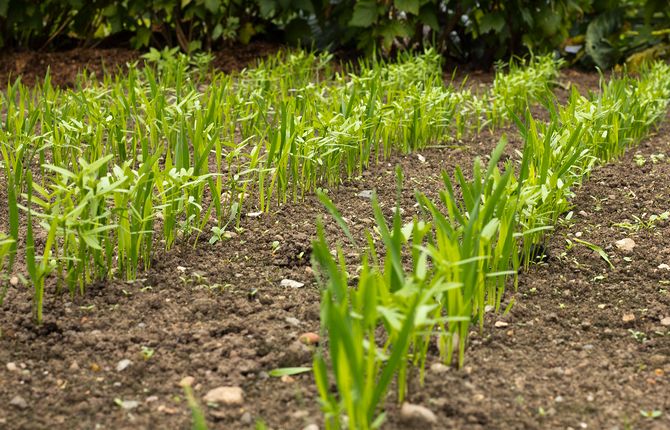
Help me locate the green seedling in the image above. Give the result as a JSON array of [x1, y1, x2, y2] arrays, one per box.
[[574, 239, 614, 269]]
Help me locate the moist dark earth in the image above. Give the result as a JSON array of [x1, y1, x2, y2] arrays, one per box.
[[1, 52, 669, 430]]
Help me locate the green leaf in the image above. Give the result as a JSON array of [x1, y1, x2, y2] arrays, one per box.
[[349, 0, 378, 27], [478, 12, 506, 34], [394, 0, 419, 15], [268, 367, 312, 377], [574, 238, 614, 269], [419, 5, 439, 31], [204, 0, 219, 13]]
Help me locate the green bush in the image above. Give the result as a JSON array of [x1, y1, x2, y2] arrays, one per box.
[[1, 0, 668, 67]]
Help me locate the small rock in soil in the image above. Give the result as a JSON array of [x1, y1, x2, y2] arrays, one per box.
[[285, 317, 301, 326], [661, 316, 670, 326], [658, 263, 670, 270], [649, 354, 667, 366], [399, 402, 438, 425], [118, 400, 140, 410], [179, 376, 195, 387], [116, 359, 132, 372], [299, 332, 320, 345], [615, 238, 636, 253], [10, 395, 28, 409], [357, 190, 374, 199], [6, 362, 18, 372], [494, 321, 509, 328], [303, 425, 319, 430], [429, 363, 450, 374], [240, 412, 253, 424], [69, 361, 80, 371], [246, 211, 262, 218], [280, 279, 304, 289], [622, 313, 636, 323], [203, 386, 244, 405]]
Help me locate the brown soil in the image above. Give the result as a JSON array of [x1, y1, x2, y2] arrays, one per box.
[[0, 42, 281, 89], [1, 54, 668, 430]]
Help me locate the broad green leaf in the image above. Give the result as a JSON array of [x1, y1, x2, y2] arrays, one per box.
[[349, 0, 378, 27], [394, 0, 419, 15]]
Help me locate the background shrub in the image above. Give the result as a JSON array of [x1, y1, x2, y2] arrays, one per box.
[[0, 0, 668, 67]]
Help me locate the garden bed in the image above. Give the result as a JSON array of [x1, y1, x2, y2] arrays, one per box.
[[1, 52, 669, 430]]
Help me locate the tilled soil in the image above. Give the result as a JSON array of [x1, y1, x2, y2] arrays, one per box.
[[1, 57, 668, 430]]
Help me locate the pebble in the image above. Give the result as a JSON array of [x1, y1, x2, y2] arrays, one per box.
[[299, 332, 320, 345], [650, 354, 667, 366], [494, 321, 509, 328], [622, 313, 636, 323], [659, 263, 670, 270], [303, 425, 319, 430], [203, 386, 244, 405], [661, 316, 670, 326], [9, 276, 19, 286], [10, 395, 28, 409], [429, 362, 450, 374], [240, 412, 253, 424], [6, 362, 18, 372], [280, 279, 304, 289], [246, 211, 262, 218], [119, 400, 140, 410], [357, 190, 374, 199], [116, 359, 132, 372], [399, 402, 438, 425], [179, 376, 195, 387], [615, 238, 636, 253], [285, 317, 301, 327], [69, 361, 80, 371]]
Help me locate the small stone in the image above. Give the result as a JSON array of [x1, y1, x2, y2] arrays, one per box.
[[615, 238, 636, 253], [555, 395, 564, 402], [299, 332, 320, 345], [399, 402, 438, 425], [649, 354, 667, 366], [280, 279, 304, 289], [9, 276, 19, 286], [429, 362, 450, 374], [280, 375, 295, 383], [246, 211, 262, 218], [203, 386, 244, 405], [285, 317, 301, 327], [119, 400, 140, 410], [223, 231, 237, 239], [179, 376, 195, 387], [116, 359, 132, 372], [177, 266, 187, 273], [578, 210, 588, 217], [10, 395, 28, 409], [157, 405, 178, 414], [293, 410, 309, 419], [494, 321, 509, 328], [661, 316, 670, 326], [240, 412, 253, 424], [303, 425, 319, 430], [69, 361, 80, 371], [357, 190, 374, 199], [658, 263, 670, 270], [622, 313, 636, 323], [417, 154, 426, 163], [145, 396, 159, 403], [575, 231, 583, 238], [6, 362, 18, 372]]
